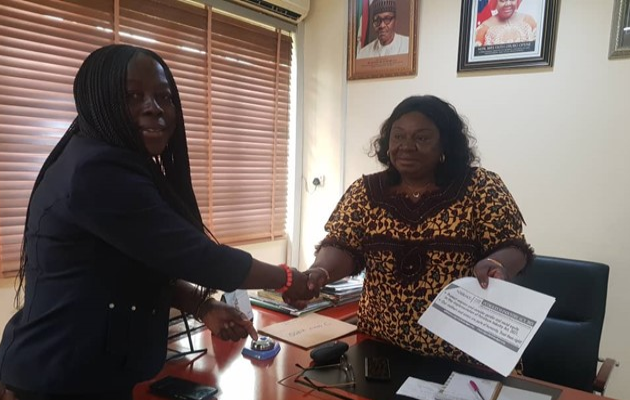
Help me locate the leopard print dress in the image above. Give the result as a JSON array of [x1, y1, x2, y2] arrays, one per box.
[[319, 167, 533, 367]]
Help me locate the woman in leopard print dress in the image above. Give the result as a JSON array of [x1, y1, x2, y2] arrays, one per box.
[[287, 95, 533, 369]]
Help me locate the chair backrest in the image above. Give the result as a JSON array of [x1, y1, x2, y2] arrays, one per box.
[[512, 255, 609, 392]]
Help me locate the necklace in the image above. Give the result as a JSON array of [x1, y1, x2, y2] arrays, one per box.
[[401, 181, 433, 198]]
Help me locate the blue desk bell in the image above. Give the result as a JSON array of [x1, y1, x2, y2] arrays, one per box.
[[241, 336, 281, 360]]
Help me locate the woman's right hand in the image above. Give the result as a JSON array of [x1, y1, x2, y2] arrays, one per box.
[[0, 383, 16, 400], [282, 268, 329, 309], [199, 299, 258, 342], [281, 269, 318, 309], [304, 267, 329, 291]]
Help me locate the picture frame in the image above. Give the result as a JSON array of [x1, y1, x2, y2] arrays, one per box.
[[347, 0, 418, 80], [457, 0, 560, 72], [609, 0, 630, 59]]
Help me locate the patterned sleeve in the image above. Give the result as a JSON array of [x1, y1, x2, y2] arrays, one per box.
[[472, 169, 534, 262], [316, 177, 368, 274]]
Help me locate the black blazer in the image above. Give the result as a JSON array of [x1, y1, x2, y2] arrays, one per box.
[[0, 135, 252, 393]]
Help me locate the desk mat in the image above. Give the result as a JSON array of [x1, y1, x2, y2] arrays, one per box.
[[286, 339, 561, 400]]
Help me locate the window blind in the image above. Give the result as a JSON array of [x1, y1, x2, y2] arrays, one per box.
[[0, 0, 292, 276], [119, 0, 212, 220], [0, 0, 114, 276], [210, 12, 291, 243]]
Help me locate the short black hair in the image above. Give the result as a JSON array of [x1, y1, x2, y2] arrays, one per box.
[[370, 95, 478, 185]]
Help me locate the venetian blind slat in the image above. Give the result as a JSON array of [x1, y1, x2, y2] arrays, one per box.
[[0, 0, 113, 276], [0, 1, 292, 274]]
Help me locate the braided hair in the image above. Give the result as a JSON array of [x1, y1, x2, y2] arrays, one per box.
[[15, 44, 208, 306]]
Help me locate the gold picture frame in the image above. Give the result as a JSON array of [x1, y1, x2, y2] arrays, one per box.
[[347, 0, 418, 80]]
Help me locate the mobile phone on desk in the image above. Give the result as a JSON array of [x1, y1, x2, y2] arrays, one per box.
[[364, 357, 391, 381], [149, 376, 219, 400]]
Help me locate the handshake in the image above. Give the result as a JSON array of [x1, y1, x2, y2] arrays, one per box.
[[281, 267, 331, 310]]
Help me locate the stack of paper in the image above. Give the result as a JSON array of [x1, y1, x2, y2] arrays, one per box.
[[396, 373, 558, 400], [249, 290, 333, 317], [321, 274, 364, 304]]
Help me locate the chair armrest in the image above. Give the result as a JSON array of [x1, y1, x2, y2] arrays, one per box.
[[593, 357, 619, 394]]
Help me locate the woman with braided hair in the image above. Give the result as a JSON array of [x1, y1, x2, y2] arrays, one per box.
[[0, 44, 312, 399]]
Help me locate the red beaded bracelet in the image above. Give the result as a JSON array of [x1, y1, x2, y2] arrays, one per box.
[[275, 263, 293, 293]]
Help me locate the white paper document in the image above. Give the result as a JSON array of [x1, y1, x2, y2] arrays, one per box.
[[396, 377, 443, 400], [418, 277, 555, 376]]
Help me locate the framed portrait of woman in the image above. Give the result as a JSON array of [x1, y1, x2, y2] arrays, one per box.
[[347, 0, 418, 80], [457, 0, 560, 71]]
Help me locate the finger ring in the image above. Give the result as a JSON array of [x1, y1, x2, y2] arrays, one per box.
[[486, 258, 504, 269]]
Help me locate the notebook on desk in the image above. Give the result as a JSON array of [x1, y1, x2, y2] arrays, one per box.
[[436, 372, 501, 400]]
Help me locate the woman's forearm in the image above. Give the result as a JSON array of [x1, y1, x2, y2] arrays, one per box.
[[241, 259, 313, 301], [171, 280, 206, 315], [309, 246, 356, 282], [239, 259, 289, 289]]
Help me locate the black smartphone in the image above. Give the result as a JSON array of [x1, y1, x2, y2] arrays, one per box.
[[364, 357, 391, 381], [149, 376, 219, 400]]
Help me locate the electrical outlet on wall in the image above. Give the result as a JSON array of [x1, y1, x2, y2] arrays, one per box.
[[312, 175, 325, 187]]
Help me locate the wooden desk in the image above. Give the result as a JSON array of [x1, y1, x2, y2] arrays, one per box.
[[134, 304, 617, 400]]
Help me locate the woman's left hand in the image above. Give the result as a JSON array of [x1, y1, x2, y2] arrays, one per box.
[[200, 299, 258, 342], [473, 258, 507, 289]]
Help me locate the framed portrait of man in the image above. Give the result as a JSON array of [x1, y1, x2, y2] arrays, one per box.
[[347, 0, 418, 80], [457, 0, 559, 71]]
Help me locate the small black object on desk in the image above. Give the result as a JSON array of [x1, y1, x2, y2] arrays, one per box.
[[310, 341, 349, 365]]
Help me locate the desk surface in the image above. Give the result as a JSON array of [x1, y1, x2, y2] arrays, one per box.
[[134, 304, 616, 400]]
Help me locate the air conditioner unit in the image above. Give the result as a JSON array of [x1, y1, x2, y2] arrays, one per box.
[[227, 0, 310, 24]]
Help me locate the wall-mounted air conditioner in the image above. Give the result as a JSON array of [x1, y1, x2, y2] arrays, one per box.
[[227, 0, 310, 24]]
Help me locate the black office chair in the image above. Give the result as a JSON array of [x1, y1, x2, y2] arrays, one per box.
[[512, 255, 618, 395]]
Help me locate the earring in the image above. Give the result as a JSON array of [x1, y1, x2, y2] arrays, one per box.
[[386, 149, 391, 157], [440, 153, 446, 163]]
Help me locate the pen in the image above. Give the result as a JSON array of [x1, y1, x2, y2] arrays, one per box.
[[469, 380, 486, 400]]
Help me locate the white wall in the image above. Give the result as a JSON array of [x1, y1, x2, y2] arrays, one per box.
[[300, 1, 630, 398], [297, 0, 348, 269]]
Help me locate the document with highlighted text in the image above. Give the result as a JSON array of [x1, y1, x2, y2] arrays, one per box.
[[418, 277, 555, 376]]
